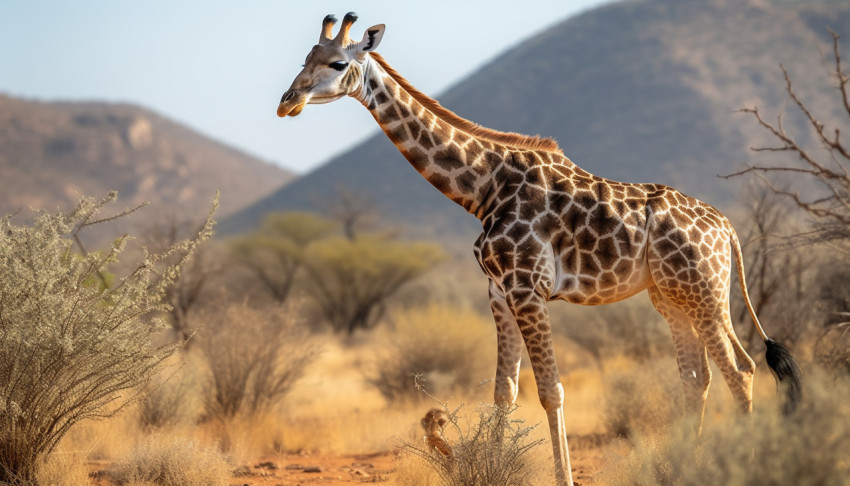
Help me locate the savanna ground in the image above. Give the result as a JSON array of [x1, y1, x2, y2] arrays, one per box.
[[47, 299, 850, 485]]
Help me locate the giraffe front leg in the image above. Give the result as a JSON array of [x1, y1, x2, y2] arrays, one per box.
[[489, 281, 523, 409], [503, 282, 573, 486]]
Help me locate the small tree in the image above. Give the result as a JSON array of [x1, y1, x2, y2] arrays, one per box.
[[231, 212, 335, 304], [302, 234, 445, 334], [0, 192, 215, 482]]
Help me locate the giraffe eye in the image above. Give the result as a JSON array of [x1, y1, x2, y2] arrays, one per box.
[[329, 61, 349, 71]]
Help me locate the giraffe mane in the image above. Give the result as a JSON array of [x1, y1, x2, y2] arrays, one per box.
[[369, 53, 560, 153]]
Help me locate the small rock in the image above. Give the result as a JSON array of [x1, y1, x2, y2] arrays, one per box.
[[254, 461, 280, 470], [303, 466, 323, 473]]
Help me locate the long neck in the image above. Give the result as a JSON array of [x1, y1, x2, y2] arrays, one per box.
[[351, 53, 559, 219]]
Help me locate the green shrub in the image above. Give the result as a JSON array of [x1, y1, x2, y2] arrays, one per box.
[[0, 192, 214, 482]]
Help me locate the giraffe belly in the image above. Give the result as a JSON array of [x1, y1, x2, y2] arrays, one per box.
[[550, 268, 652, 306]]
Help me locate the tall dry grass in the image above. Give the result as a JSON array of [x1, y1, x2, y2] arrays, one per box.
[[602, 367, 850, 485], [110, 435, 231, 486], [363, 304, 496, 403]]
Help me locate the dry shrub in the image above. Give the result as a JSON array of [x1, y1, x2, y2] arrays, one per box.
[[399, 404, 545, 486], [603, 368, 850, 485], [815, 318, 850, 377], [554, 296, 671, 365], [0, 193, 214, 482], [110, 436, 230, 486], [195, 412, 287, 466], [196, 301, 319, 419], [602, 356, 682, 438], [363, 305, 495, 403], [137, 360, 200, 429]]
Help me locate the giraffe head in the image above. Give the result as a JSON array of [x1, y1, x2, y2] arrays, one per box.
[[277, 12, 385, 117]]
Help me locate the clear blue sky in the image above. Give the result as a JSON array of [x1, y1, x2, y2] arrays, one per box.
[[0, 1, 610, 173]]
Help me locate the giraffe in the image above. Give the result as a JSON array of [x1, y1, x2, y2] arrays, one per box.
[[276, 13, 802, 485]]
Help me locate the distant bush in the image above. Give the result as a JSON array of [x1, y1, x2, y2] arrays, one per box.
[[363, 305, 494, 403], [602, 357, 682, 438], [555, 298, 671, 366], [197, 301, 319, 419], [400, 404, 545, 486], [0, 193, 214, 483], [604, 368, 850, 485], [111, 436, 230, 486], [137, 364, 198, 429]]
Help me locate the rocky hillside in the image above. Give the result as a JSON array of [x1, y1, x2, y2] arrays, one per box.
[[223, 0, 850, 238], [0, 94, 292, 223]]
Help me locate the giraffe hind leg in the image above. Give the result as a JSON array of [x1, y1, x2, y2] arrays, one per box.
[[648, 286, 711, 431], [690, 303, 756, 414]]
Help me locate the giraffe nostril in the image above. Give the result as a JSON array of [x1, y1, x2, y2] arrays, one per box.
[[281, 89, 297, 103]]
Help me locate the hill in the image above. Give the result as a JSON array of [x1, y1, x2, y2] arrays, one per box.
[[0, 94, 292, 223], [223, 0, 850, 239]]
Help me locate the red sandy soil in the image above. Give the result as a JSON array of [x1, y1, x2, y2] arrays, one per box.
[[87, 433, 611, 485]]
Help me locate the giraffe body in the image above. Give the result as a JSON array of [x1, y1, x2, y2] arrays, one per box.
[[276, 15, 801, 485]]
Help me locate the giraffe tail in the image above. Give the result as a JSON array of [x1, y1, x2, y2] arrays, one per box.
[[729, 227, 802, 414]]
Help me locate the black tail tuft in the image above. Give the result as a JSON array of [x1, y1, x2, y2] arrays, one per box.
[[764, 339, 802, 415]]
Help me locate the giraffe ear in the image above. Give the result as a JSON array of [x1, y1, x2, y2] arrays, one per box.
[[351, 24, 385, 59]]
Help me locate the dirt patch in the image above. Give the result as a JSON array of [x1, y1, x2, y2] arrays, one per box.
[[88, 451, 397, 485], [87, 433, 612, 485]]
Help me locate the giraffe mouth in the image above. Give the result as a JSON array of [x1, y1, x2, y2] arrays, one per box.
[[277, 102, 306, 117], [277, 88, 308, 117], [277, 92, 345, 117]]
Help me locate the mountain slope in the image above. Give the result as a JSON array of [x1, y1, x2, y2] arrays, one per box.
[[224, 0, 850, 237], [0, 94, 293, 221]]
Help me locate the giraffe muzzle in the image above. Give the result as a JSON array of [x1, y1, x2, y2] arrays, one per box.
[[277, 89, 306, 117]]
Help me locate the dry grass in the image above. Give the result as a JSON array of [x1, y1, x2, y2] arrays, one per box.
[[363, 304, 496, 403], [110, 435, 231, 486], [601, 355, 682, 438], [601, 367, 850, 485], [33, 448, 89, 486]]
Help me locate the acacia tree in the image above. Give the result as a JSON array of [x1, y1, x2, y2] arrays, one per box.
[[302, 234, 445, 334], [725, 31, 850, 246], [231, 212, 335, 303], [0, 192, 215, 482]]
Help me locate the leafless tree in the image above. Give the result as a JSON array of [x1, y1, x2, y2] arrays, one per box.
[[724, 31, 850, 373], [730, 185, 811, 349], [322, 187, 378, 241], [724, 31, 850, 248]]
